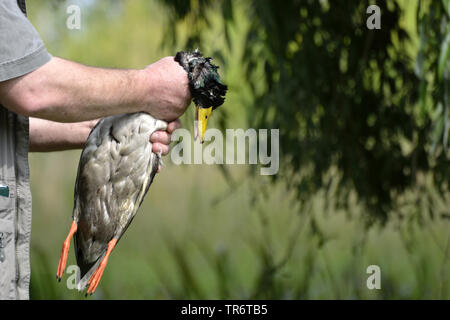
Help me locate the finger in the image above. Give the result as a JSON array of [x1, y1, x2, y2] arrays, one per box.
[[150, 131, 171, 145], [152, 142, 169, 155], [157, 165, 162, 173], [167, 119, 182, 133]]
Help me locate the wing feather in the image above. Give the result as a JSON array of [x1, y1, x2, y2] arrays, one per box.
[[72, 113, 167, 284]]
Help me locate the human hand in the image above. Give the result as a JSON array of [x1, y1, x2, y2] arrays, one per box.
[[150, 118, 182, 172], [142, 57, 191, 121]]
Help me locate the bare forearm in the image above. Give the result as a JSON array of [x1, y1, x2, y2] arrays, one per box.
[[29, 117, 97, 152], [1, 57, 146, 122], [28, 117, 181, 154], [0, 56, 190, 122]]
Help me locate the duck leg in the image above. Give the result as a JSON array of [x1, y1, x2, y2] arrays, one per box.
[[86, 238, 118, 295], [56, 220, 78, 281]]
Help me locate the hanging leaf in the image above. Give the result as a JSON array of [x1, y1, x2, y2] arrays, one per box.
[[438, 31, 450, 81], [443, 0, 450, 17], [431, 103, 444, 155]]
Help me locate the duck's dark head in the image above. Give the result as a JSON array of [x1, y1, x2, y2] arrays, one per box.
[[175, 50, 228, 143]]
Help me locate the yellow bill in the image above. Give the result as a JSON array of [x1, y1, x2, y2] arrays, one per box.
[[194, 106, 212, 143]]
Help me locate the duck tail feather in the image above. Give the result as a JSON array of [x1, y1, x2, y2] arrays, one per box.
[[76, 253, 106, 291]]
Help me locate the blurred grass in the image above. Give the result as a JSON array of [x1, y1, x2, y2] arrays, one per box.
[[29, 154, 450, 299], [26, 0, 450, 299]]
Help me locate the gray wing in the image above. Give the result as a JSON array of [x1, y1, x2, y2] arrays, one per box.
[[72, 112, 167, 287]]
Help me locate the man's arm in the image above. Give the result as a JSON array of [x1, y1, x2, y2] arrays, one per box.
[[29, 117, 181, 154], [0, 56, 191, 123], [29, 118, 97, 152]]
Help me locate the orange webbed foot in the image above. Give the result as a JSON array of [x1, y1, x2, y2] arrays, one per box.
[[86, 238, 117, 296], [56, 221, 77, 281]]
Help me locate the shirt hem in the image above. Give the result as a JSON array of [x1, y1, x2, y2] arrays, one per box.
[[0, 46, 52, 82]]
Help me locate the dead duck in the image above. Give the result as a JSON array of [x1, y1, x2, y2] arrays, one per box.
[[55, 50, 227, 295]]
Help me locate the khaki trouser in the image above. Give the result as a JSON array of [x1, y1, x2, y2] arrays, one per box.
[[0, 106, 32, 300]]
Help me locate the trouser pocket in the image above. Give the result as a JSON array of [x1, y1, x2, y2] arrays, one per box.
[[0, 181, 15, 220]]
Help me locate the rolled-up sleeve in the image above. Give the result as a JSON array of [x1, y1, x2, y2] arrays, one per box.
[[0, 0, 51, 81]]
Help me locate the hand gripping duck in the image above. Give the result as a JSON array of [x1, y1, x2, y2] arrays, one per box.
[[55, 51, 227, 295]]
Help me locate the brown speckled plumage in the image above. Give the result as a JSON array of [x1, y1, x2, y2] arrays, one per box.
[[56, 51, 228, 295], [73, 113, 166, 289]]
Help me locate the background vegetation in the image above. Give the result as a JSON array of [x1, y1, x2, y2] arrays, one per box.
[[27, 0, 449, 299]]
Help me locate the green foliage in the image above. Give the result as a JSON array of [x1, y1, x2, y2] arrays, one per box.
[[29, 158, 450, 299], [418, 1, 450, 166], [25, 0, 449, 300], [160, 0, 450, 219]]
